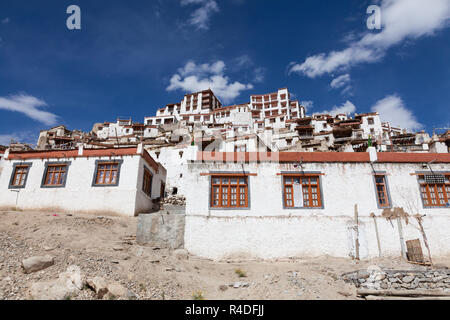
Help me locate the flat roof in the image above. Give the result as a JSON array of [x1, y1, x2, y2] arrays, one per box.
[[7, 147, 160, 172], [196, 152, 450, 163]]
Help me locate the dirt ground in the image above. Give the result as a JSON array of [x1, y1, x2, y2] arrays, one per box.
[[1, 210, 449, 300]]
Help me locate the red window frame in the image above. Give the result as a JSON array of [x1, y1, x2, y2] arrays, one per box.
[[419, 174, 450, 207], [211, 176, 249, 208], [283, 175, 322, 208]]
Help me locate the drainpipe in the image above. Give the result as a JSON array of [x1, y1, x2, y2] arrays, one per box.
[[397, 218, 407, 259]]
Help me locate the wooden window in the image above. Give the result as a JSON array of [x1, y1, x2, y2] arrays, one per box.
[[368, 118, 375, 125], [160, 182, 166, 199], [44, 164, 68, 186], [374, 175, 390, 208], [11, 165, 30, 187], [211, 176, 249, 208], [418, 174, 450, 207], [95, 162, 119, 185], [234, 145, 247, 152], [283, 175, 322, 208], [143, 168, 153, 197]]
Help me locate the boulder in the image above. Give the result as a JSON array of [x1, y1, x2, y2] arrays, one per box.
[[60, 265, 84, 290], [86, 276, 109, 299], [22, 255, 54, 274], [107, 281, 128, 298], [29, 266, 83, 300]]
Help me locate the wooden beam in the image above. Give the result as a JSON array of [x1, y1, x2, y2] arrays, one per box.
[[276, 173, 326, 176], [200, 173, 257, 177], [365, 295, 450, 301], [357, 289, 450, 297]]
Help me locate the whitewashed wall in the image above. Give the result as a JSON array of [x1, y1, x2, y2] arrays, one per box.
[[0, 155, 163, 217], [184, 161, 450, 260], [147, 146, 190, 196]]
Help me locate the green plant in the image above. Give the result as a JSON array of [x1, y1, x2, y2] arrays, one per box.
[[235, 269, 247, 278], [192, 291, 204, 300]]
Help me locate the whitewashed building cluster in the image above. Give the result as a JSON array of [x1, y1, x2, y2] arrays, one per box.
[[1, 87, 449, 260], [0, 146, 166, 217]]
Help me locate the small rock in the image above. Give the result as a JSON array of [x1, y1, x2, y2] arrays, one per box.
[[375, 273, 386, 281], [113, 246, 124, 251], [127, 290, 137, 299], [173, 249, 189, 260], [219, 285, 228, 292], [433, 276, 445, 282], [402, 276, 414, 284], [22, 255, 54, 274]]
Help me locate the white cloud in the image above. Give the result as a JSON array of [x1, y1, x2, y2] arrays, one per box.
[[0, 94, 59, 125], [0, 134, 16, 145], [289, 0, 450, 77], [180, 0, 219, 30], [315, 100, 357, 117], [300, 100, 313, 111], [330, 74, 351, 89], [371, 94, 422, 131], [167, 61, 253, 103], [253, 67, 265, 83], [233, 55, 265, 83], [0, 131, 37, 146]]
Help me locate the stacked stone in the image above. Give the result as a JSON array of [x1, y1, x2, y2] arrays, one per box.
[[160, 196, 186, 206], [342, 269, 450, 291]]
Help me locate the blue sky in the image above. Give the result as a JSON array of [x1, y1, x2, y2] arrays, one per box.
[[0, 0, 449, 146]]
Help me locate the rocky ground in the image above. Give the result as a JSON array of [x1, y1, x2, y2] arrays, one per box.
[[1, 210, 449, 300]]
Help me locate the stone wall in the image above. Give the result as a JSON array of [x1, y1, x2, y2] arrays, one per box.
[[136, 208, 185, 249], [342, 268, 450, 291]]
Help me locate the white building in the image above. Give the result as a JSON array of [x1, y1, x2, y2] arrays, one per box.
[[183, 150, 450, 260], [0, 146, 166, 217]]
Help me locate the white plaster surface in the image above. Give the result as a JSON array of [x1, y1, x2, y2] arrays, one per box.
[[184, 161, 450, 260], [0, 155, 165, 217]]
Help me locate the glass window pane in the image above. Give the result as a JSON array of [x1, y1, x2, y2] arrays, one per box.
[[46, 173, 53, 185]]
